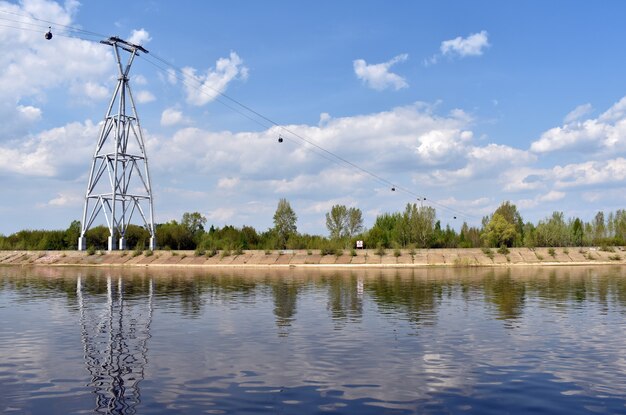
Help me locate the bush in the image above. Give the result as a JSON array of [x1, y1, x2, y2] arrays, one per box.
[[144, 250, 153, 257], [563, 248, 569, 254], [609, 254, 621, 261], [86, 246, 96, 256], [265, 249, 272, 255], [221, 249, 231, 258], [600, 245, 615, 253], [376, 245, 386, 256], [350, 248, 357, 257], [194, 248, 206, 257], [335, 249, 343, 257], [497, 246, 510, 255], [132, 249, 142, 258], [234, 247, 244, 256], [548, 248, 556, 258], [482, 247, 494, 259], [393, 248, 401, 257]]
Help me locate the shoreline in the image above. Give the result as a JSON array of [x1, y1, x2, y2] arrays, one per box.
[[1, 247, 625, 269]]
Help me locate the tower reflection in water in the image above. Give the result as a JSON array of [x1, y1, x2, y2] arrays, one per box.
[[76, 275, 153, 415]]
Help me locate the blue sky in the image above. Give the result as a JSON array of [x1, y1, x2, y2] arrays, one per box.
[[2, 0, 626, 236]]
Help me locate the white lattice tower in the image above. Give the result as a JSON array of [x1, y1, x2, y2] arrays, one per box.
[[78, 36, 156, 251]]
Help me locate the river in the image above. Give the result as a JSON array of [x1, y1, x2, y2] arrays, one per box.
[[1, 265, 626, 414]]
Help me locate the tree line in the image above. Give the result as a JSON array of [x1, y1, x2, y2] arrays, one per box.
[[1, 199, 626, 251]]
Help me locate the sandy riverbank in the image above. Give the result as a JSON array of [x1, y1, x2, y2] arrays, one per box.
[[1, 247, 625, 268]]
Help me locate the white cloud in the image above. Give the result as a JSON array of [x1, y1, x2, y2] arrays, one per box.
[[182, 52, 249, 106], [207, 207, 235, 222], [0, 120, 98, 177], [0, 1, 113, 105], [564, 103, 593, 124], [128, 28, 151, 45], [166, 68, 178, 85], [353, 54, 409, 91], [441, 30, 490, 57], [17, 105, 42, 122], [135, 90, 156, 103], [82, 82, 109, 100], [553, 158, 626, 188], [517, 191, 566, 209], [160, 107, 189, 126], [133, 75, 148, 85], [47, 192, 82, 207], [531, 96, 626, 154], [217, 177, 240, 189], [426, 31, 489, 65]]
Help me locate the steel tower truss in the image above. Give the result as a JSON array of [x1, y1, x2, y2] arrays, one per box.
[[79, 37, 156, 251]]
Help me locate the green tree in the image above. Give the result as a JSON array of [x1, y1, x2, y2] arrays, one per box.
[[326, 204, 348, 240], [182, 212, 207, 242], [273, 198, 297, 249], [492, 201, 524, 246], [346, 207, 364, 238], [570, 218, 584, 247], [482, 213, 517, 247]]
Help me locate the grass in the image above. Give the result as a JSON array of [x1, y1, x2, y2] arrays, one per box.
[[608, 254, 622, 261]]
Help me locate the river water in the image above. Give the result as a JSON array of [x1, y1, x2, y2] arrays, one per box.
[[1, 265, 626, 414]]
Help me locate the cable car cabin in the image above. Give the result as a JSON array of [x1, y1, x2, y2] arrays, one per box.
[[45, 27, 52, 40], [278, 136, 283, 143]]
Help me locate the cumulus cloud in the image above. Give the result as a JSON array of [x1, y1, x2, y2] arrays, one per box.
[[517, 191, 566, 209], [128, 28, 151, 45], [553, 158, 626, 188], [47, 191, 83, 207], [353, 54, 409, 91], [426, 31, 490, 65], [0, 0, 114, 132], [564, 103, 593, 124], [0, 120, 98, 177], [160, 107, 190, 126], [182, 52, 249, 106], [135, 90, 156, 103], [531, 97, 626, 154]]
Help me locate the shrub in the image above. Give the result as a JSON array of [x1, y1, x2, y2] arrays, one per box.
[[194, 248, 206, 257], [86, 246, 96, 256], [335, 249, 343, 257], [221, 249, 231, 258], [394, 248, 401, 257], [206, 248, 218, 258], [409, 247, 416, 256], [375, 245, 386, 256], [350, 248, 357, 257], [144, 250, 153, 257], [131, 249, 142, 258], [307, 250, 313, 255], [482, 247, 494, 260], [497, 246, 510, 255], [563, 248, 569, 254], [548, 248, 556, 258], [536, 254, 544, 260], [609, 254, 622, 261], [234, 247, 244, 256], [600, 245, 615, 253], [265, 249, 272, 255], [321, 247, 335, 256], [587, 253, 596, 260]]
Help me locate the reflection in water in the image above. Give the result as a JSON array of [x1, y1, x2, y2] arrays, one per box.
[[2, 265, 626, 414], [77, 275, 153, 414]]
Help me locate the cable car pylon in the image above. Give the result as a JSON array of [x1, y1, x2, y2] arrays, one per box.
[[78, 36, 156, 251]]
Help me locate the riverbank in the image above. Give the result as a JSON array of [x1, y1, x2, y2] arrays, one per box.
[[1, 247, 625, 268]]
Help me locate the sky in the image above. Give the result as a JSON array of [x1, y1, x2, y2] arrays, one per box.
[[2, 0, 626, 236]]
